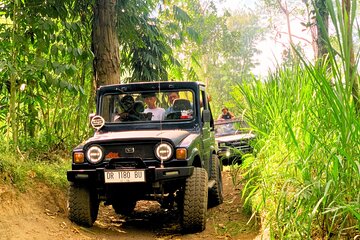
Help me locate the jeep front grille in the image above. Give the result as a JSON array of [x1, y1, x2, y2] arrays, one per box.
[[100, 141, 157, 160], [107, 158, 146, 169], [225, 141, 253, 154]]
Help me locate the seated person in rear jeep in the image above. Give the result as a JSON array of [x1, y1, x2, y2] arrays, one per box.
[[217, 106, 235, 121]]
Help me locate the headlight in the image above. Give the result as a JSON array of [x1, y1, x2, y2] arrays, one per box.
[[225, 150, 231, 157], [86, 145, 104, 164], [155, 142, 173, 161]]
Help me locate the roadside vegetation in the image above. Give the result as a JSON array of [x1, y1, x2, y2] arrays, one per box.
[[235, 1, 360, 238], [0, 146, 69, 191]]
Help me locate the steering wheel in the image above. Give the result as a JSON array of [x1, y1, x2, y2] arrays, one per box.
[[165, 112, 181, 120], [127, 113, 141, 121]]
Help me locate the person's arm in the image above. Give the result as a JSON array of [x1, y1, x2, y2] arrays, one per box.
[[229, 111, 235, 119], [217, 114, 224, 121]]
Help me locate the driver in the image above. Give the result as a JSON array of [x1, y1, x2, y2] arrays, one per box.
[[114, 95, 137, 122]]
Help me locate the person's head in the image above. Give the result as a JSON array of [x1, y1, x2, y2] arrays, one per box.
[[222, 107, 229, 114], [142, 92, 157, 109], [120, 95, 134, 112], [167, 91, 179, 105]]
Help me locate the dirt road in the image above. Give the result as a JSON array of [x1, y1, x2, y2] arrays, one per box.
[[0, 170, 259, 240]]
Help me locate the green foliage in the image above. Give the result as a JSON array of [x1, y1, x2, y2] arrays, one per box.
[[121, 20, 173, 82], [0, 146, 69, 190], [0, 0, 95, 150], [118, 0, 175, 81], [157, 0, 205, 81], [203, 10, 264, 115], [238, 63, 360, 238]]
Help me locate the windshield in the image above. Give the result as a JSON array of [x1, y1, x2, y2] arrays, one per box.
[[214, 119, 250, 136], [99, 90, 194, 123]]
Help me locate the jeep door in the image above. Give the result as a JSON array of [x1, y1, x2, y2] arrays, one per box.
[[199, 87, 213, 171]]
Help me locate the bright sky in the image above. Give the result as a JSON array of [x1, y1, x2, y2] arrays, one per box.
[[216, 0, 314, 77], [218, 0, 257, 10]]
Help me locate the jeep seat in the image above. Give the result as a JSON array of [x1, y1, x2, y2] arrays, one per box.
[[173, 99, 192, 111], [133, 101, 144, 113], [165, 99, 193, 120]]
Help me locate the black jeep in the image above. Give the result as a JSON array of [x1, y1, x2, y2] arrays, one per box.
[[67, 81, 223, 233], [215, 118, 255, 165]]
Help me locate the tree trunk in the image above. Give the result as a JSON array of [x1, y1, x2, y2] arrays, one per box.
[[276, 0, 295, 58], [92, 0, 120, 88], [342, 0, 360, 112], [9, 1, 19, 147], [315, 0, 329, 60]]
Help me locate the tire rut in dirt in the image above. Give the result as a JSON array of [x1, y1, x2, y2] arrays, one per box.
[[181, 167, 208, 233], [68, 183, 99, 227]]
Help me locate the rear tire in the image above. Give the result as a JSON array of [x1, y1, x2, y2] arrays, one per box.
[[181, 167, 208, 233], [208, 154, 223, 207], [68, 183, 99, 227]]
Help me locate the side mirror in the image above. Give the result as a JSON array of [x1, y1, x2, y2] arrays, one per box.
[[203, 110, 211, 122]]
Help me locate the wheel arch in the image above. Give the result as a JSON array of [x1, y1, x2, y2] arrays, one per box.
[[192, 155, 202, 168]]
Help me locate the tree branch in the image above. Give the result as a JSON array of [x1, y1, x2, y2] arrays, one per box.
[[276, 31, 312, 44]]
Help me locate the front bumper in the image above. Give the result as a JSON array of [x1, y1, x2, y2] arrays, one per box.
[[67, 166, 194, 184], [217, 144, 253, 159]]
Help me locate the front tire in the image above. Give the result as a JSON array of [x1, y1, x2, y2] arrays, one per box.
[[68, 183, 99, 227], [208, 154, 224, 207], [181, 167, 208, 233]]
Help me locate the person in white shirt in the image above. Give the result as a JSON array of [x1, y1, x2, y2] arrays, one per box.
[[142, 92, 165, 121]]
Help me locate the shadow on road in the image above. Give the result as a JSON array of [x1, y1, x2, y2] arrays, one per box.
[[90, 201, 183, 239]]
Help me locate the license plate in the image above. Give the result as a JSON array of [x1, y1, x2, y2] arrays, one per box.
[[104, 170, 145, 183]]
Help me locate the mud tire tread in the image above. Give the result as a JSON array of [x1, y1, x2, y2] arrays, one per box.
[[68, 184, 99, 227], [182, 167, 208, 233], [208, 154, 224, 207]]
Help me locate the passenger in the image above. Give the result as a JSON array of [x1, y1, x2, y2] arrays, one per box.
[[217, 107, 235, 121], [142, 92, 165, 121], [165, 91, 180, 115]]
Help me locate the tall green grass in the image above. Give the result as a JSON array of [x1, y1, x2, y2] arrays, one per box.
[[236, 1, 360, 237], [238, 65, 360, 238]]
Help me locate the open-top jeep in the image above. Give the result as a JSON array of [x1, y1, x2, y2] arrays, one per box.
[[215, 118, 255, 165], [67, 81, 223, 233]]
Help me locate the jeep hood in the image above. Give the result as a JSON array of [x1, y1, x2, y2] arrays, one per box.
[[215, 133, 255, 143], [86, 130, 192, 146]]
